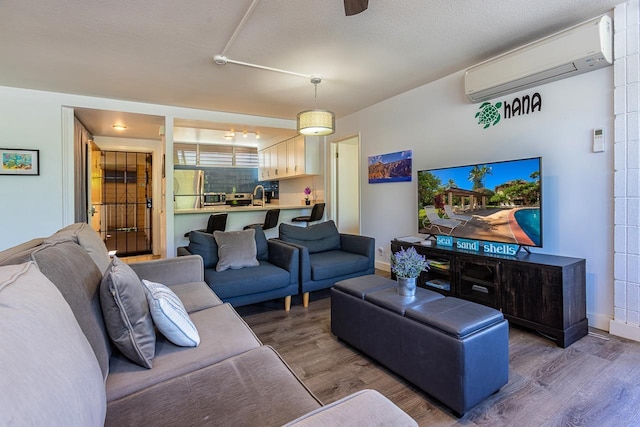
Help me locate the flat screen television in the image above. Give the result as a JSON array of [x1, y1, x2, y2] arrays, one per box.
[[417, 157, 542, 247]]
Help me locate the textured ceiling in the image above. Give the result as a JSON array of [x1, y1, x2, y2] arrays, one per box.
[[0, 0, 623, 138]]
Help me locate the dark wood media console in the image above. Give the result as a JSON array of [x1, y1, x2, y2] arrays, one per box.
[[390, 240, 587, 348]]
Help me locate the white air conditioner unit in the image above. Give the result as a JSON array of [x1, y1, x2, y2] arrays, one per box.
[[465, 15, 612, 103]]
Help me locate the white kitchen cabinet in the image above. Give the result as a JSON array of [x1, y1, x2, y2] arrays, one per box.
[[258, 136, 319, 181]]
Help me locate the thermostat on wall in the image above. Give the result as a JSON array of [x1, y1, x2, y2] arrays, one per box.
[[593, 128, 604, 153]]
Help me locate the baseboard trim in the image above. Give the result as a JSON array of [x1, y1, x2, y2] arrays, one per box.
[[375, 260, 391, 272], [587, 312, 611, 331], [610, 319, 640, 343]]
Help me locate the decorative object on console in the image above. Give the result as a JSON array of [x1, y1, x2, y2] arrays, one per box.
[[304, 186, 312, 205], [390, 246, 429, 297]]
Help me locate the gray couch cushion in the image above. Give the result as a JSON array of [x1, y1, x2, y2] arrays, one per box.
[[188, 230, 218, 269], [45, 222, 111, 274], [0, 262, 106, 426], [279, 220, 341, 253], [284, 389, 418, 426], [0, 237, 44, 265], [214, 229, 259, 272], [169, 281, 222, 313], [106, 345, 322, 427], [100, 257, 156, 369], [30, 240, 112, 379], [310, 250, 371, 281], [204, 261, 291, 299], [106, 303, 262, 402]]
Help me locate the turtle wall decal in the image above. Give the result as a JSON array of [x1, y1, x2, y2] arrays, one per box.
[[475, 101, 502, 129]]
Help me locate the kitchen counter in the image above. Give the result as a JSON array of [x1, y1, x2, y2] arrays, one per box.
[[174, 203, 310, 214], [173, 203, 316, 251]]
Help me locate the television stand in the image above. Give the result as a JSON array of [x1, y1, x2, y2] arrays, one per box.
[[391, 240, 587, 348]]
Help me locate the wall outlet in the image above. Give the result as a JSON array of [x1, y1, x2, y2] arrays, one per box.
[[377, 247, 385, 255]]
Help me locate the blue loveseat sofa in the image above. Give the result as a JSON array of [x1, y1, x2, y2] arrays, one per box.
[[276, 220, 375, 307]]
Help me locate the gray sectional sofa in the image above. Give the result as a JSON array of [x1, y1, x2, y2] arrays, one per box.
[[0, 223, 417, 426]]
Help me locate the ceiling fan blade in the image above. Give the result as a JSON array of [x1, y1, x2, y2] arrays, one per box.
[[344, 0, 368, 16]]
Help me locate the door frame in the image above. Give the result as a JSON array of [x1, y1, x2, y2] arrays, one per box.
[[329, 134, 361, 234]]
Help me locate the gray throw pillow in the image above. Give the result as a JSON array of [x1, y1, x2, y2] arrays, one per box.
[[279, 220, 341, 253], [188, 230, 219, 269], [213, 229, 259, 272], [0, 262, 106, 426], [100, 257, 156, 368]]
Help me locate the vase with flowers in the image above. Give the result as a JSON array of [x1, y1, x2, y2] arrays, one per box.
[[390, 246, 430, 296], [304, 187, 312, 205]]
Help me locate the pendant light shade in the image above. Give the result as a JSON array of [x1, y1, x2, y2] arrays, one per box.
[[297, 109, 335, 136], [297, 77, 335, 136]]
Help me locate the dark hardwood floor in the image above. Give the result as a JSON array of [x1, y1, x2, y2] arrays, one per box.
[[238, 273, 640, 427]]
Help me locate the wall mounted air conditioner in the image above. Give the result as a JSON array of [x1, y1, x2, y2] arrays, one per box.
[[464, 15, 612, 103]]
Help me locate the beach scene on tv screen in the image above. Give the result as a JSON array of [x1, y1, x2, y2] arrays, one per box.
[[418, 158, 541, 246]]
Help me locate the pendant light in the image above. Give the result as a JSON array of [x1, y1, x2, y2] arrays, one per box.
[[297, 77, 335, 136]]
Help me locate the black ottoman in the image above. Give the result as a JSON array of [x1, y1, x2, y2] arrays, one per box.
[[403, 298, 509, 415], [330, 275, 509, 416], [331, 275, 396, 349]]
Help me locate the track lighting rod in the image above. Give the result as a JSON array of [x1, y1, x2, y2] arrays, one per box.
[[220, 0, 261, 57], [213, 55, 316, 80]]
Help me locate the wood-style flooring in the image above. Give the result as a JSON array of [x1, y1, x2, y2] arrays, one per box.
[[239, 273, 640, 427]]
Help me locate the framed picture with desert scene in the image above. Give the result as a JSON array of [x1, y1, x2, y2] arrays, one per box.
[[1, 148, 40, 176]]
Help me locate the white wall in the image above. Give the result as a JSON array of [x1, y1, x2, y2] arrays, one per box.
[[332, 67, 614, 330], [0, 86, 295, 253]]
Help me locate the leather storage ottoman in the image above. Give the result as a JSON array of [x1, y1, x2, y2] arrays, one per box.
[[330, 275, 397, 349], [402, 297, 509, 415], [331, 275, 508, 416]]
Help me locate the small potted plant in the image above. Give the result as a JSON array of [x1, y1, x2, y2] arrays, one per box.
[[390, 246, 429, 296], [304, 187, 312, 205]]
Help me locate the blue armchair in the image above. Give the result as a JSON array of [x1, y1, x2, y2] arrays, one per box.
[[276, 220, 375, 307]]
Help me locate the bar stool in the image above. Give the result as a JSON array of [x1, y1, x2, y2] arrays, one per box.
[[291, 203, 325, 226], [244, 209, 280, 231], [184, 213, 228, 237]]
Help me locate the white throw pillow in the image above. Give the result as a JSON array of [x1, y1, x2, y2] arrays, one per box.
[[141, 279, 200, 347]]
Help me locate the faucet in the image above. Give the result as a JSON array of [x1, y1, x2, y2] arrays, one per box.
[[252, 184, 265, 207]]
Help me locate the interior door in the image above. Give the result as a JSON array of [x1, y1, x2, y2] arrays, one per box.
[[101, 150, 153, 256], [88, 141, 103, 237]]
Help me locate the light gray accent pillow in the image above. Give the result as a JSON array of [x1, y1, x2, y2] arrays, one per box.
[[0, 262, 106, 426], [141, 279, 200, 347], [213, 229, 259, 272], [45, 222, 111, 274], [100, 257, 156, 368]]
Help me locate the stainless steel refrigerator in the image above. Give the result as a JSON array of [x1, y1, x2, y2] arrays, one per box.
[[173, 169, 204, 210]]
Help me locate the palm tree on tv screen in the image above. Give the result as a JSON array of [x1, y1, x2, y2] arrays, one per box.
[[468, 165, 493, 190]]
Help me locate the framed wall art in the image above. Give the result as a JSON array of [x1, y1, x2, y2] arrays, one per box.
[[368, 150, 412, 184], [1, 148, 40, 175]]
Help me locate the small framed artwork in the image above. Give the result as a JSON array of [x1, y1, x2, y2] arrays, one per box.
[[0, 148, 40, 176], [368, 150, 412, 184]]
